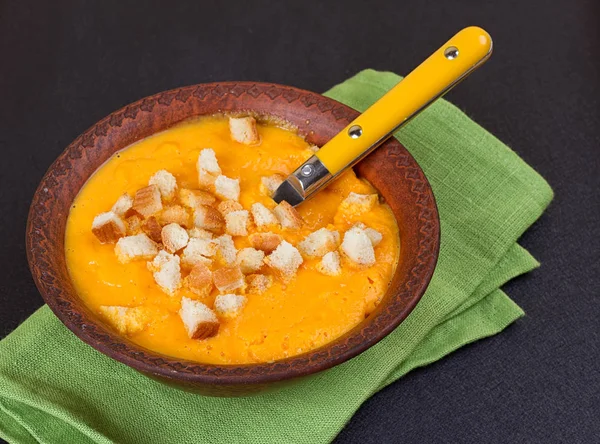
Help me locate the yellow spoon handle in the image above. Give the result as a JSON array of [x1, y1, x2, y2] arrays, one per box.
[[316, 26, 493, 175]]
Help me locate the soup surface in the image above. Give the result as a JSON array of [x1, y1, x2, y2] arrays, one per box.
[[65, 116, 400, 364]]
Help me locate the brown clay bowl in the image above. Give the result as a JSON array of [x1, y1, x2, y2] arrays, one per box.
[[26, 82, 440, 396]]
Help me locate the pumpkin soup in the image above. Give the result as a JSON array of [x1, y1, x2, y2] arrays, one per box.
[[65, 115, 400, 364]]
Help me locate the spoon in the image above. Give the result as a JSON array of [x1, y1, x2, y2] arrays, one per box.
[[273, 26, 493, 207]]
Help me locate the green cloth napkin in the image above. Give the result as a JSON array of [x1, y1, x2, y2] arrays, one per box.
[[0, 69, 553, 444]]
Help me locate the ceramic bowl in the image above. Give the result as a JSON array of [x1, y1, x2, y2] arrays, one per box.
[[26, 82, 440, 395]]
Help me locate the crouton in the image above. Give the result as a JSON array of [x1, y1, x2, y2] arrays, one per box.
[[214, 294, 247, 318], [198, 169, 217, 189], [297, 228, 339, 257], [340, 226, 376, 266], [260, 174, 284, 196], [264, 240, 303, 282], [132, 185, 163, 217], [92, 211, 126, 244], [225, 210, 250, 236], [317, 251, 342, 276], [251, 203, 278, 228], [194, 204, 225, 233], [273, 201, 303, 229], [141, 216, 163, 243], [214, 175, 240, 201], [111, 193, 133, 216], [125, 214, 143, 235], [99, 305, 150, 335], [352, 222, 383, 246], [338, 192, 378, 216], [246, 274, 273, 294], [179, 297, 219, 340], [187, 227, 214, 239], [124, 207, 144, 221], [159, 205, 191, 228], [179, 188, 216, 209], [185, 263, 213, 298], [197, 148, 221, 188], [237, 248, 265, 274], [214, 234, 237, 265], [229, 116, 259, 145], [149, 170, 177, 201], [213, 266, 246, 293], [248, 232, 283, 253], [161, 223, 189, 253], [217, 200, 243, 216], [181, 244, 212, 268], [365, 228, 383, 246], [114, 234, 158, 263], [181, 238, 217, 268], [147, 250, 181, 295]]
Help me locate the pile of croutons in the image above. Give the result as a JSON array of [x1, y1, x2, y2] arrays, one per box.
[[92, 116, 382, 340]]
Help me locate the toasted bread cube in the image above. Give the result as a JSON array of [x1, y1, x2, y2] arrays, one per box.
[[273, 201, 303, 229], [161, 223, 189, 253], [141, 216, 163, 243], [187, 237, 217, 257], [218, 200, 243, 216], [213, 266, 246, 293], [237, 248, 265, 274], [92, 211, 126, 244], [132, 185, 163, 217], [197, 148, 221, 175], [115, 234, 158, 263], [251, 203, 278, 228], [99, 306, 150, 335], [185, 263, 213, 298], [214, 234, 237, 265], [181, 242, 213, 268], [146, 249, 171, 272], [229, 116, 259, 145], [365, 228, 383, 246], [198, 169, 217, 189], [248, 232, 283, 253], [148, 250, 181, 295], [197, 148, 221, 188], [225, 210, 250, 236], [124, 207, 143, 218], [194, 204, 225, 233], [179, 188, 216, 209], [297, 228, 339, 258], [111, 193, 133, 216], [159, 205, 191, 228], [214, 175, 240, 201], [149, 170, 177, 201], [246, 274, 273, 294], [126, 214, 143, 235], [341, 226, 375, 266], [181, 237, 217, 268], [260, 174, 284, 197], [179, 297, 219, 339], [187, 227, 214, 239], [214, 294, 247, 318], [338, 192, 378, 216], [317, 251, 342, 276], [264, 240, 303, 282], [351, 223, 381, 246]]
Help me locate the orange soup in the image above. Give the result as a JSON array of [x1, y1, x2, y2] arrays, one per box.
[[65, 116, 400, 364]]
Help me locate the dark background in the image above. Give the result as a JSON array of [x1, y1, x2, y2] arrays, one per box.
[[1, 0, 599, 442]]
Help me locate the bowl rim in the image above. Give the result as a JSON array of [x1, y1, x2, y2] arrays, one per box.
[[26, 81, 440, 386]]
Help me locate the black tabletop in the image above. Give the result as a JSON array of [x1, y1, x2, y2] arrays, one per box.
[[1, 1, 599, 443]]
